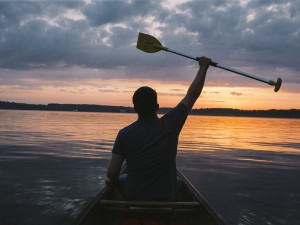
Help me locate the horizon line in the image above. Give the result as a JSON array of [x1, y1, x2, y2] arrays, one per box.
[[0, 100, 299, 111]]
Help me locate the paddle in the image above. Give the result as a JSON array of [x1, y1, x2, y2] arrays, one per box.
[[136, 33, 282, 92]]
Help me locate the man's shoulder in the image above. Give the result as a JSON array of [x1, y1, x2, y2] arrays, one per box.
[[162, 102, 187, 119], [119, 120, 139, 136], [160, 102, 188, 132]]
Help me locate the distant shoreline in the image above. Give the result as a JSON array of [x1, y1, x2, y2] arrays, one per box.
[[0, 101, 299, 119]]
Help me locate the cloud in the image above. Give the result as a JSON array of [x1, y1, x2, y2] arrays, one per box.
[[83, 0, 161, 27], [0, 0, 299, 93], [158, 92, 186, 97], [170, 88, 186, 92], [173, 0, 300, 68], [231, 92, 243, 96], [98, 88, 131, 93]]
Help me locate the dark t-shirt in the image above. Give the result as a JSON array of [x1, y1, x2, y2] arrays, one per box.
[[112, 103, 188, 200]]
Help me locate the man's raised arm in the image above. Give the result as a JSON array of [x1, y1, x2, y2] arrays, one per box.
[[181, 56, 211, 113]]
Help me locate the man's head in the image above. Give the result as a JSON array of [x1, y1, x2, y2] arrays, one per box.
[[133, 86, 159, 118]]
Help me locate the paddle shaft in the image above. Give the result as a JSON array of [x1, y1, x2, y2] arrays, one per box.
[[166, 48, 270, 84]]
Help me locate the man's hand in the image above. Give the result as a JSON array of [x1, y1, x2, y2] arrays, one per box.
[[198, 56, 211, 70], [107, 153, 124, 184]]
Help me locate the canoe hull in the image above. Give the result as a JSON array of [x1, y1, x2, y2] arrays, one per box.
[[73, 168, 226, 225]]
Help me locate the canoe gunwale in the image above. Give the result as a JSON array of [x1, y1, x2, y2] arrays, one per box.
[[176, 168, 226, 225], [72, 185, 110, 225], [72, 166, 127, 225]]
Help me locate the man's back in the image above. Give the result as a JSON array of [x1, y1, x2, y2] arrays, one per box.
[[112, 103, 187, 200]]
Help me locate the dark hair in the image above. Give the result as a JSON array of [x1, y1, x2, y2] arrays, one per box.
[[133, 86, 158, 118]]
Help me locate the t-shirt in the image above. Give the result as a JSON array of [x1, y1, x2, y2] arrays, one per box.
[[112, 102, 188, 200]]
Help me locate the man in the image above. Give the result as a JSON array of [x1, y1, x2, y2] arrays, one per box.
[[107, 56, 211, 201]]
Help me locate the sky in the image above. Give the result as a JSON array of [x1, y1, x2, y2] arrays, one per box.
[[0, 0, 299, 110]]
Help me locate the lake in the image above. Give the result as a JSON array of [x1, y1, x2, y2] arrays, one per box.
[[0, 110, 299, 225]]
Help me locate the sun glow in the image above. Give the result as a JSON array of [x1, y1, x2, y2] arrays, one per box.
[[0, 75, 298, 110]]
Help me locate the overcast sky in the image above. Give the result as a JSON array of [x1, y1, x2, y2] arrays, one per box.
[[0, 0, 299, 109]]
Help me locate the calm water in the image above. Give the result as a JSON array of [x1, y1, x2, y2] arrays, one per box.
[[0, 110, 299, 225]]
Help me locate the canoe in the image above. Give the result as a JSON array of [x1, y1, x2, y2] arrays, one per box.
[[73, 167, 226, 225]]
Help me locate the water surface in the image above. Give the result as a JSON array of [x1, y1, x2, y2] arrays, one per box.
[[0, 110, 299, 224]]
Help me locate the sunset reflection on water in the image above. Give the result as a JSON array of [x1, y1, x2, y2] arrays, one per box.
[[0, 110, 299, 225], [180, 115, 300, 154]]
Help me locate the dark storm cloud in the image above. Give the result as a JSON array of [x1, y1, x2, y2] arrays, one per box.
[[169, 0, 300, 69], [83, 0, 161, 26], [0, 0, 168, 70], [0, 2, 81, 26], [0, 0, 299, 91]]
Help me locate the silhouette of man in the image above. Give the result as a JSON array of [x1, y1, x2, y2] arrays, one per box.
[[107, 57, 211, 201]]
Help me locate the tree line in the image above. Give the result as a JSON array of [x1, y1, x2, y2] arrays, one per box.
[[0, 101, 299, 118]]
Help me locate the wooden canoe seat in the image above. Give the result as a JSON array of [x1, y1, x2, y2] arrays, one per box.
[[99, 200, 200, 214], [99, 200, 200, 207]]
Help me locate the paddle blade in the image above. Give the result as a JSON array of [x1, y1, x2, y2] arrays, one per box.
[[136, 33, 163, 53]]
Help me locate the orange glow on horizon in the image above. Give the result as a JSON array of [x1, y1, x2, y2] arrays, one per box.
[[1, 79, 299, 110]]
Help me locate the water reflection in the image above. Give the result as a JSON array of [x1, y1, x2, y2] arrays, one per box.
[[181, 115, 300, 153], [0, 110, 299, 225]]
